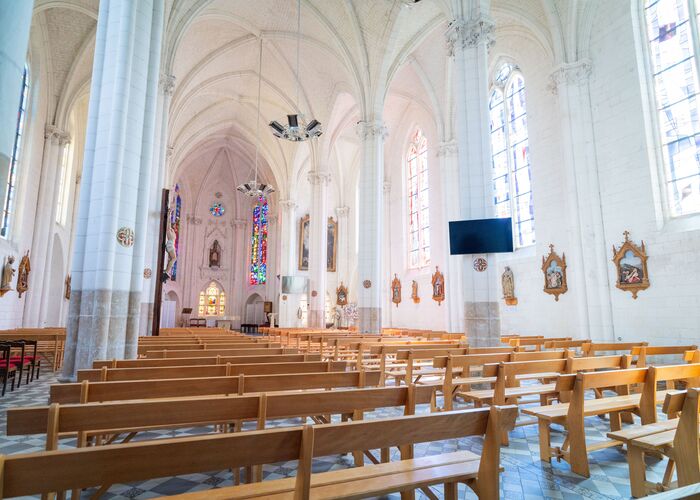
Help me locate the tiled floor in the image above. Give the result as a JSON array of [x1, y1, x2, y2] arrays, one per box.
[[0, 374, 673, 499]]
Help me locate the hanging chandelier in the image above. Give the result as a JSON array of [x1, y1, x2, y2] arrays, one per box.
[[268, 0, 322, 142], [237, 38, 275, 198]]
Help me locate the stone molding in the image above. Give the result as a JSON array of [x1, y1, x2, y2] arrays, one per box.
[[355, 120, 388, 141], [383, 180, 391, 193], [548, 60, 592, 94], [307, 171, 331, 185], [446, 16, 495, 56], [280, 199, 297, 211], [335, 205, 350, 218], [44, 125, 71, 145], [437, 140, 458, 157], [159, 73, 176, 96], [234, 218, 247, 228]]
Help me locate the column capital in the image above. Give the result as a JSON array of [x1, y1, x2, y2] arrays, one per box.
[[437, 139, 458, 157], [355, 120, 388, 141], [383, 180, 392, 193], [280, 199, 297, 211], [159, 73, 176, 96], [335, 205, 350, 218], [548, 59, 592, 94], [446, 15, 495, 56], [307, 171, 331, 185]]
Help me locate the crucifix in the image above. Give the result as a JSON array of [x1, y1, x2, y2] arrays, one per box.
[[151, 188, 170, 336]]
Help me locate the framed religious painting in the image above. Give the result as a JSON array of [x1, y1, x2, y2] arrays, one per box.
[[298, 215, 310, 271], [542, 244, 567, 301], [391, 274, 401, 307], [336, 282, 348, 306], [612, 231, 649, 299], [327, 217, 337, 272]]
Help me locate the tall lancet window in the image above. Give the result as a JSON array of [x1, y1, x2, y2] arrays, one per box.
[[249, 196, 268, 285], [489, 63, 535, 247], [407, 128, 430, 268], [643, 0, 700, 216], [1, 65, 29, 238]]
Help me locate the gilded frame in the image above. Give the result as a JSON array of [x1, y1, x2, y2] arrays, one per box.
[[612, 231, 649, 299], [542, 244, 567, 301]]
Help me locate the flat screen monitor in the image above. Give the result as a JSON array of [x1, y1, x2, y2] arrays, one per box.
[[281, 276, 308, 294], [449, 218, 514, 255]]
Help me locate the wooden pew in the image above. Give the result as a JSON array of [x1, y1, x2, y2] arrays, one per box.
[[77, 360, 349, 382], [144, 347, 300, 358], [581, 341, 647, 357], [138, 342, 281, 356], [507, 337, 571, 351], [0, 406, 517, 500], [632, 345, 698, 369], [392, 348, 471, 386], [50, 370, 383, 404], [523, 365, 686, 477], [92, 353, 322, 369]]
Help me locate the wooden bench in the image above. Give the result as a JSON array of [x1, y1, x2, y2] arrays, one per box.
[[77, 360, 349, 382], [144, 347, 300, 358], [50, 370, 384, 404], [581, 341, 648, 357], [523, 366, 675, 477], [0, 406, 517, 499], [631, 345, 698, 369], [92, 353, 322, 368]]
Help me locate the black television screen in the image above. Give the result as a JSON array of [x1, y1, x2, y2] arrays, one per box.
[[449, 218, 514, 254]]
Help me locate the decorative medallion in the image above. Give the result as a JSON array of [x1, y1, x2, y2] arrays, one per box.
[[363, 279, 372, 289], [431, 266, 445, 306], [542, 244, 567, 301], [391, 274, 402, 308], [612, 231, 649, 299], [143, 268, 152, 279], [116, 227, 135, 248], [209, 202, 225, 217], [311, 290, 318, 298], [336, 282, 349, 306], [473, 257, 488, 272], [282, 295, 288, 301], [215, 192, 223, 199], [411, 280, 420, 304], [501, 266, 517, 306]]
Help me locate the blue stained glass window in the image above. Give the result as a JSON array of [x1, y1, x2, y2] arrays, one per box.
[[209, 202, 225, 217], [1, 65, 29, 238], [249, 196, 268, 285], [489, 64, 535, 248]]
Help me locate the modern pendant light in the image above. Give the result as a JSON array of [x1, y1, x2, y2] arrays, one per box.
[[268, 0, 322, 142], [237, 37, 275, 198]]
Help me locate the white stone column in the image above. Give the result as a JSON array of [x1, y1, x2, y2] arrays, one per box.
[[140, 73, 175, 336], [0, 1, 33, 216], [550, 60, 614, 340], [307, 171, 330, 328], [62, 0, 165, 379], [233, 218, 247, 327], [278, 199, 297, 327], [24, 126, 69, 326], [356, 120, 387, 333], [437, 140, 465, 333], [381, 181, 392, 327], [334, 205, 350, 288], [447, 9, 501, 346]]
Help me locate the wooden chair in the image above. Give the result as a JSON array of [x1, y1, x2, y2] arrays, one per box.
[[0, 406, 517, 500], [0, 344, 16, 396]]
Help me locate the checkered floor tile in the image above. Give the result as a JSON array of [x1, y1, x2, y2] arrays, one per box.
[[0, 374, 674, 499]]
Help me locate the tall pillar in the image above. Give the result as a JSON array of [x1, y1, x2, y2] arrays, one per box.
[[356, 120, 387, 333], [233, 218, 247, 326], [437, 140, 464, 333], [23, 126, 67, 325], [62, 0, 164, 379], [140, 73, 175, 336], [381, 181, 392, 327], [0, 1, 33, 216], [447, 7, 501, 346], [307, 171, 330, 328], [550, 60, 614, 340], [334, 205, 349, 289], [277, 199, 297, 326]]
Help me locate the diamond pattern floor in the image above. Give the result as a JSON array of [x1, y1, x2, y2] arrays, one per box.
[[0, 374, 673, 499]]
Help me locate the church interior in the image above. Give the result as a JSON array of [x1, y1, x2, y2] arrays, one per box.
[[0, 0, 699, 498]]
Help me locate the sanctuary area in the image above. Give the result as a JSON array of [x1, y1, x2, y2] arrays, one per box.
[[0, 0, 699, 498]]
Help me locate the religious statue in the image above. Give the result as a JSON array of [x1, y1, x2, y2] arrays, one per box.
[[411, 280, 420, 304], [391, 274, 401, 307], [64, 274, 71, 301], [16, 251, 30, 298], [336, 282, 348, 306], [209, 240, 221, 268], [431, 266, 445, 305], [501, 267, 517, 305], [163, 209, 177, 282], [0, 256, 15, 298]]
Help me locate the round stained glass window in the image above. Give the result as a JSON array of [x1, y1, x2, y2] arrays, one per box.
[[210, 202, 225, 217]]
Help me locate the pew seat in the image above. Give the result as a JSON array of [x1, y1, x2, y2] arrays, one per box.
[[169, 450, 486, 500], [462, 382, 557, 405]]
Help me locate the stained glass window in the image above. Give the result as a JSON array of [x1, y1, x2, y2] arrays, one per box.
[[407, 128, 430, 268], [249, 196, 268, 285], [643, 0, 700, 216], [171, 184, 181, 280], [198, 282, 225, 316], [1, 65, 29, 238], [209, 202, 225, 217], [489, 63, 535, 248]]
